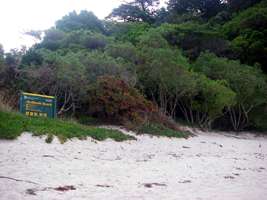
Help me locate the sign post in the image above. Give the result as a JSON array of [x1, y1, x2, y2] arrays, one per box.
[[19, 92, 57, 118]]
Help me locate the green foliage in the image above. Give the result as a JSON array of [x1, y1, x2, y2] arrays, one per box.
[[0, 111, 135, 142], [77, 115, 101, 126], [194, 52, 267, 130], [136, 31, 235, 128], [105, 42, 137, 63], [36, 30, 109, 52], [107, 22, 150, 44], [138, 29, 170, 48], [56, 10, 105, 33], [137, 122, 188, 138], [227, 0, 262, 12], [38, 28, 65, 50], [20, 48, 137, 115], [222, 0, 267, 71], [137, 32, 193, 116], [81, 51, 135, 83], [107, 0, 160, 24], [249, 105, 267, 131], [190, 74, 236, 127], [194, 52, 267, 106], [154, 22, 232, 60], [167, 0, 224, 20]]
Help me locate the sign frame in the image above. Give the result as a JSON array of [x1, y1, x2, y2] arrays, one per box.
[[19, 92, 57, 118]]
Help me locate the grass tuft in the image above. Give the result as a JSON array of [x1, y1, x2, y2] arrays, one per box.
[[0, 111, 135, 142], [45, 134, 54, 143]]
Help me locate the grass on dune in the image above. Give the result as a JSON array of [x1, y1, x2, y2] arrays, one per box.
[[137, 122, 189, 138], [0, 111, 135, 142]]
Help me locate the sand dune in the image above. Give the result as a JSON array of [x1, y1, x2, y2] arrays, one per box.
[[0, 128, 267, 200]]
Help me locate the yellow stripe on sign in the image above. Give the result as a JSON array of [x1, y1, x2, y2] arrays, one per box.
[[22, 92, 55, 99]]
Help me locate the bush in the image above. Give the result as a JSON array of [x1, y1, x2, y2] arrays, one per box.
[[87, 76, 156, 126], [137, 122, 188, 138], [249, 105, 267, 131], [0, 92, 14, 112]]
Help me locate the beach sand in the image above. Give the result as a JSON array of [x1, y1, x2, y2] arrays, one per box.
[[0, 128, 267, 200]]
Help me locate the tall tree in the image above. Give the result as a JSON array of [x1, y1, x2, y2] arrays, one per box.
[[227, 0, 262, 12], [56, 10, 105, 33], [107, 0, 160, 24], [167, 0, 224, 19], [194, 52, 267, 130], [222, 0, 267, 72]]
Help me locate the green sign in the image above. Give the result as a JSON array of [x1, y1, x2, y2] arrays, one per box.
[[19, 92, 57, 118]]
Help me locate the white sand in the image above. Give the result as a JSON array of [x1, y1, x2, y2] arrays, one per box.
[[0, 128, 267, 200]]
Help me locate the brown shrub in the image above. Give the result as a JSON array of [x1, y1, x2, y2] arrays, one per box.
[[0, 91, 14, 112], [87, 76, 157, 125]]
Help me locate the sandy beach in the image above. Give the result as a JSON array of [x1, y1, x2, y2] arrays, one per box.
[[0, 128, 267, 200]]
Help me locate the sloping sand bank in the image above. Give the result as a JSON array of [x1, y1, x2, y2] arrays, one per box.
[[0, 128, 267, 200]]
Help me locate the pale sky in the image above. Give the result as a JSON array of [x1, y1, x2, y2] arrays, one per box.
[[0, 0, 129, 52]]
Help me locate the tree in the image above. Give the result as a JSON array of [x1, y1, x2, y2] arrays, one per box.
[[227, 0, 262, 12], [222, 0, 267, 72], [167, 0, 224, 20], [136, 30, 235, 128], [21, 47, 137, 116], [37, 28, 65, 51], [0, 46, 25, 105], [137, 30, 192, 116], [106, 22, 150, 44], [184, 74, 236, 128], [56, 10, 105, 33], [107, 0, 160, 24], [24, 30, 43, 42], [61, 30, 108, 50], [155, 23, 234, 60], [105, 42, 138, 63], [21, 50, 88, 115], [194, 52, 267, 130]]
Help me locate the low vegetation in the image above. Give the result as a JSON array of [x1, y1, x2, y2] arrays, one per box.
[[0, 111, 135, 142], [137, 122, 189, 138]]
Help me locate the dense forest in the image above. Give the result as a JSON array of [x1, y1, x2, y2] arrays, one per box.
[[0, 0, 267, 132]]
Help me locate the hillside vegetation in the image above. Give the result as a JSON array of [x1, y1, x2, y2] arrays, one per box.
[[0, 0, 267, 133]]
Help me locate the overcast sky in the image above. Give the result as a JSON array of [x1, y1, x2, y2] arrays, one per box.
[[0, 0, 132, 52]]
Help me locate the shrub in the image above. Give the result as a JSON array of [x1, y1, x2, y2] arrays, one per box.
[[87, 76, 157, 126], [137, 122, 188, 138], [249, 105, 267, 131], [0, 92, 14, 112]]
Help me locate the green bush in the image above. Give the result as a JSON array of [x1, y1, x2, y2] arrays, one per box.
[[137, 122, 188, 138], [249, 105, 267, 131]]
